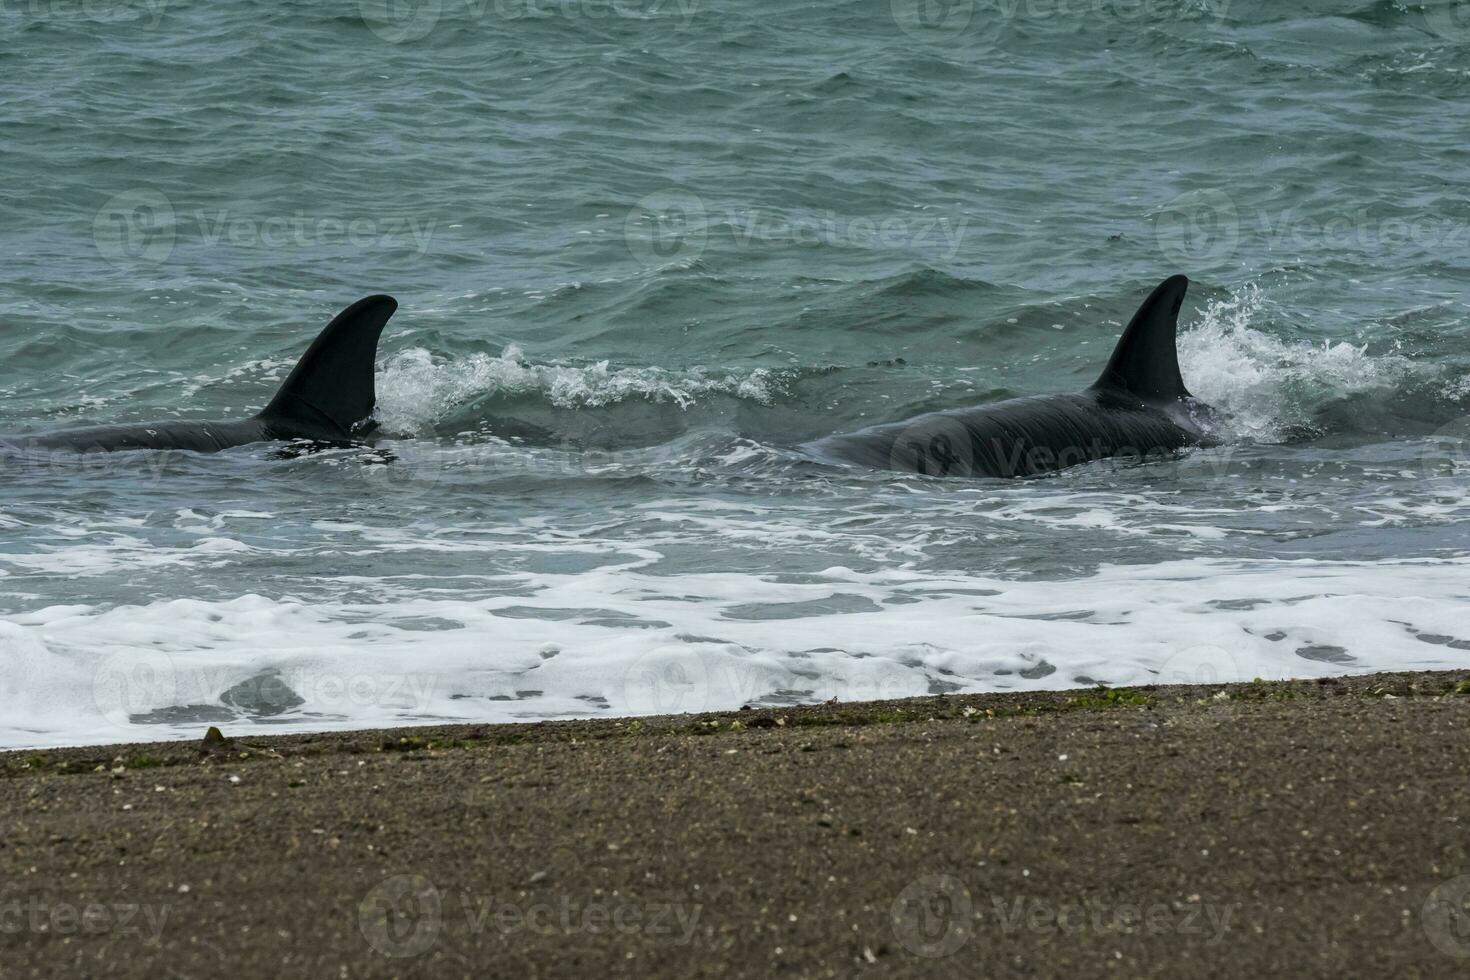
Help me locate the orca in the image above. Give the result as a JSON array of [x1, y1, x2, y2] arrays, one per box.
[[803, 275, 1218, 479], [1, 295, 398, 454]]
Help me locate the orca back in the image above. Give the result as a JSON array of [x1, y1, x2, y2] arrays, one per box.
[[0, 295, 399, 454]]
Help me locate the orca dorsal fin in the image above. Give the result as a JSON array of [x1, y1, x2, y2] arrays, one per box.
[[257, 295, 397, 437], [1090, 275, 1192, 401]]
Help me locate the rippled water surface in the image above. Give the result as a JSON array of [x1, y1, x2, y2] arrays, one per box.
[[3, 0, 1470, 747]]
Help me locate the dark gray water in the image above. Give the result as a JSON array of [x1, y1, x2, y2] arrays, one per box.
[[3, 0, 1469, 747]]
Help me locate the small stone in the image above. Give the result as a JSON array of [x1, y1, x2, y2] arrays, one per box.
[[200, 727, 235, 756]]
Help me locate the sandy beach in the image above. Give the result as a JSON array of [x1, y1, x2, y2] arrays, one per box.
[[4, 670, 1470, 978]]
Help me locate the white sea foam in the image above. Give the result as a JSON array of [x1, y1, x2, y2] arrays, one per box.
[[373, 346, 780, 434], [3, 555, 1468, 749], [1178, 285, 1432, 442]]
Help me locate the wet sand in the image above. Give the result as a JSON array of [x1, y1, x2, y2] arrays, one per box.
[[4, 670, 1470, 978]]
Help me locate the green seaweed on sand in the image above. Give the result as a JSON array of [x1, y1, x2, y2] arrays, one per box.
[[1063, 687, 1154, 710]]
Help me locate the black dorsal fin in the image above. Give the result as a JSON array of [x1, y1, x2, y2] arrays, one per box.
[[257, 295, 397, 436], [1090, 275, 1191, 401]]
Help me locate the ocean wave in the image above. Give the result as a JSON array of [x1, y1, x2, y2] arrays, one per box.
[[373, 346, 786, 434], [1179, 284, 1438, 442]]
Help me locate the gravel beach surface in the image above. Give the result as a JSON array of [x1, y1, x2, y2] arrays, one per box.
[[4, 671, 1470, 978]]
